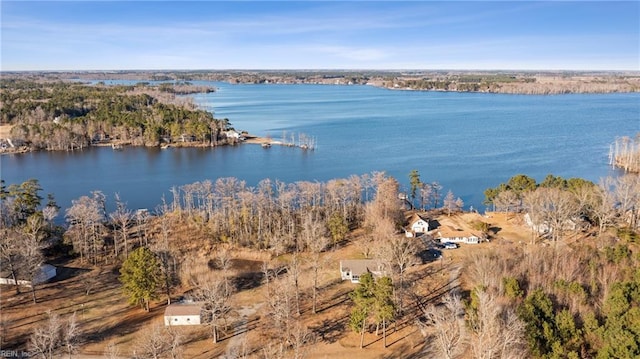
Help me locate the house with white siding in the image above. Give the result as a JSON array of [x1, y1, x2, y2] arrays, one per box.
[[164, 303, 203, 326], [436, 226, 481, 244], [407, 213, 431, 236]]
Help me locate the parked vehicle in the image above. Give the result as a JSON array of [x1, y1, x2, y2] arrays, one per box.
[[443, 242, 458, 249]]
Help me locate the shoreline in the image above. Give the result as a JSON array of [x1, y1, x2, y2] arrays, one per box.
[[0, 134, 313, 155], [4, 71, 639, 95]]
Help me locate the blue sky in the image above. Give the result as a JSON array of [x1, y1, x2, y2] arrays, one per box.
[[1, 1, 638, 71]]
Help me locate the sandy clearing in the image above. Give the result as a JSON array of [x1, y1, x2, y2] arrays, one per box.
[[0, 124, 13, 139]]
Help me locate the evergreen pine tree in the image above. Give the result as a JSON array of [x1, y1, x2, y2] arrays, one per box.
[[119, 246, 161, 311]]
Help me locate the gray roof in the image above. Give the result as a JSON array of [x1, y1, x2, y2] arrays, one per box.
[[340, 259, 384, 276]]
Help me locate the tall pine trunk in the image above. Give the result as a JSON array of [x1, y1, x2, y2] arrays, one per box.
[[360, 317, 366, 349], [383, 319, 387, 348]]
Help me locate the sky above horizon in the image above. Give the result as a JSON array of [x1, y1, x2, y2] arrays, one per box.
[[1, 1, 639, 71]]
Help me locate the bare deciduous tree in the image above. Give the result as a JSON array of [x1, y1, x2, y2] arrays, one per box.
[[62, 312, 80, 359], [82, 270, 100, 296], [377, 232, 420, 312], [304, 231, 330, 314], [263, 265, 296, 348], [135, 323, 168, 359], [289, 318, 314, 359], [29, 311, 62, 359], [467, 251, 503, 290], [288, 253, 302, 316], [493, 190, 520, 213], [469, 289, 527, 359], [0, 228, 22, 293], [612, 174, 640, 229], [421, 293, 466, 359], [589, 180, 618, 237], [443, 190, 463, 216], [523, 187, 579, 242], [42, 205, 59, 230], [19, 214, 46, 303], [66, 192, 106, 264], [194, 275, 232, 344], [109, 193, 132, 259], [165, 326, 184, 359]]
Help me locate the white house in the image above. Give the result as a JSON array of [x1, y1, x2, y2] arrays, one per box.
[[339, 259, 385, 283], [0, 264, 57, 287], [408, 213, 431, 235], [224, 130, 241, 139], [437, 226, 481, 244], [164, 303, 203, 326]]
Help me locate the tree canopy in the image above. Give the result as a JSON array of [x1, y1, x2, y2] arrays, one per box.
[[119, 246, 162, 311]]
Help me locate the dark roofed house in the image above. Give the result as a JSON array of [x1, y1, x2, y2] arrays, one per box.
[[339, 259, 385, 283], [164, 303, 203, 326]]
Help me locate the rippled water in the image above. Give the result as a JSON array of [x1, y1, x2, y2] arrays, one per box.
[[2, 82, 638, 214]]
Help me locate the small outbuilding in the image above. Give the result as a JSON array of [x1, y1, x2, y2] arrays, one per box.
[[164, 303, 203, 326], [0, 264, 57, 287]]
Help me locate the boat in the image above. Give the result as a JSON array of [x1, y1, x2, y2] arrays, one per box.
[[261, 143, 272, 148], [112, 143, 123, 150]]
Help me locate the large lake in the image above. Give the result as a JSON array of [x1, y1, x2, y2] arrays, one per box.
[[2, 82, 639, 216]]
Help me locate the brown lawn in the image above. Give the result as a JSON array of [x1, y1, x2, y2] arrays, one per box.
[[0, 125, 13, 140], [0, 211, 534, 357]]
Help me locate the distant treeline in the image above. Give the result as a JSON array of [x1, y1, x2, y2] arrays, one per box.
[[6, 70, 639, 94], [0, 79, 230, 151]]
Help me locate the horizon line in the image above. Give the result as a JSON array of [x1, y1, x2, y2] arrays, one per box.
[[2, 68, 640, 74]]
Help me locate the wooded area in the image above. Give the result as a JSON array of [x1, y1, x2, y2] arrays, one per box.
[[0, 79, 231, 152], [1, 170, 639, 358]]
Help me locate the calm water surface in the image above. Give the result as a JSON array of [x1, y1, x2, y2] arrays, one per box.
[[2, 82, 638, 214]]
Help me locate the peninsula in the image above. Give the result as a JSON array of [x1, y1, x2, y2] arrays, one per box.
[[0, 79, 234, 154]]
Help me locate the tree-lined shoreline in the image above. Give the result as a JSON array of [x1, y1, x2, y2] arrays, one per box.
[[3, 69, 640, 94], [0, 80, 235, 154], [1, 170, 639, 357]]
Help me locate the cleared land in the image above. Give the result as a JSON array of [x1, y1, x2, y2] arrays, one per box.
[[0, 211, 536, 358], [0, 125, 12, 140]]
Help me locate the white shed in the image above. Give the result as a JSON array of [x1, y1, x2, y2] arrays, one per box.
[[0, 264, 57, 287], [164, 303, 203, 326]]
